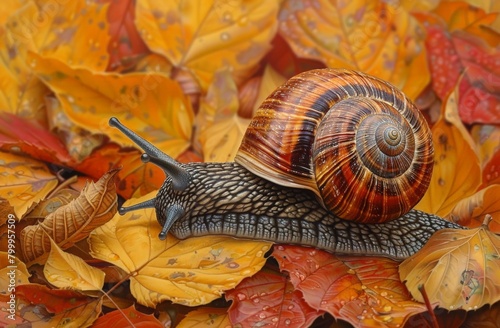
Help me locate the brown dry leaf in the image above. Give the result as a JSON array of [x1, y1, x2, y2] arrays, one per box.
[[24, 188, 80, 221], [279, 0, 429, 99], [135, 0, 279, 90], [177, 307, 230, 328], [20, 169, 118, 265], [400, 220, 500, 311], [0, 152, 58, 218], [449, 184, 500, 233], [44, 238, 105, 291], [88, 193, 271, 307], [415, 80, 482, 217], [273, 245, 426, 328], [30, 52, 194, 159]]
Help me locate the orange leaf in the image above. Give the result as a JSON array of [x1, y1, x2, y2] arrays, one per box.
[[88, 193, 271, 307], [135, 0, 279, 90], [101, 0, 150, 71], [471, 124, 500, 187], [279, 0, 429, 99], [177, 307, 230, 328], [15, 283, 102, 325], [93, 305, 164, 328], [449, 185, 500, 233], [225, 270, 323, 327], [74, 143, 165, 199], [0, 152, 58, 218], [30, 52, 194, 159], [415, 80, 481, 217], [273, 245, 426, 328], [400, 221, 500, 311], [20, 169, 118, 265]]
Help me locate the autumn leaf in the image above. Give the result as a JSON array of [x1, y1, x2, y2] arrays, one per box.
[[44, 238, 105, 291], [471, 124, 500, 187], [30, 52, 194, 159], [279, 0, 430, 99], [88, 193, 271, 307], [0, 251, 30, 295], [225, 270, 323, 327], [415, 80, 481, 217], [0, 111, 74, 165], [102, 0, 150, 71], [92, 305, 164, 328], [20, 169, 118, 265], [400, 219, 500, 311], [135, 0, 279, 90], [273, 245, 427, 328], [177, 307, 230, 328], [14, 283, 102, 326], [73, 144, 165, 199], [448, 184, 500, 233], [0, 151, 58, 218]]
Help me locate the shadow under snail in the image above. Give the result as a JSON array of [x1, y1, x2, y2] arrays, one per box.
[[109, 68, 462, 260]]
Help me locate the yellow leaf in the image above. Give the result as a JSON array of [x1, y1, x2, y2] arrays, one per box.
[[177, 307, 230, 328], [0, 152, 58, 218], [88, 193, 271, 307], [415, 80, 482, 217], [7, 0, 110, 71], [0, 251, 30, 294], [44, 238, 105, 291], [400, 221, 500, 311], [449, 184, 500, 233], [30, 52, 194, 159], [198, 69, 249, 162], [135, 0, 279, 90], [279, 0, 428, 99], [20, 169, 118, 265]]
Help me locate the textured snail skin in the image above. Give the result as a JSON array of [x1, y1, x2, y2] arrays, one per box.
[[156, 162, 462, 260]]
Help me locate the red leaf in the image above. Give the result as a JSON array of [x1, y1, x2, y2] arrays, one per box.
[[0, 112, 74, 165], [225, 270, 323, 327], [15, 284, 95, 313], [273, 245, 426, 328], [92, 305, 164, 327], [425, 26, 500, 124]]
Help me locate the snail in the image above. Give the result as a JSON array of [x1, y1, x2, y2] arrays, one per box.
[[109, 68, 461, 260]]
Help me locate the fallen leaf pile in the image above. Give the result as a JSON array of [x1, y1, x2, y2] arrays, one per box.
[[0, 1, 499, 327]]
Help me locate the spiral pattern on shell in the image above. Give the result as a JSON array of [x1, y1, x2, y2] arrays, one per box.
[[235, 68, 434, 223]]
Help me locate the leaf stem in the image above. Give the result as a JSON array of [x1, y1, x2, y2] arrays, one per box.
[[418, 284, 439, 328]]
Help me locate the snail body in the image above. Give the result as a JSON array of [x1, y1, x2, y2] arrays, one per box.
[[110, 68, 462, 260]]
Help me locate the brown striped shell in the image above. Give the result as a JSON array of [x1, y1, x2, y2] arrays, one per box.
[[234, 69, 434, 224]]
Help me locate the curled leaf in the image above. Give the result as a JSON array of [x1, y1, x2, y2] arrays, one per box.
[[44, 238, 105, 291], [400, 221, 500, 311], [20, 169, 118, 265], [88, 193, 271, 307]]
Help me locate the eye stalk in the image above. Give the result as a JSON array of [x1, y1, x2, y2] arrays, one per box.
[[109, 117, 190, 239]]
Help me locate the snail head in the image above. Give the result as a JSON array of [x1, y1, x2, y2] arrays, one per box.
[[108, 117, 190, 240]]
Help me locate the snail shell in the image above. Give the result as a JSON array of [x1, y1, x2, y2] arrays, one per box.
[[235, 69, 433, 223]]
